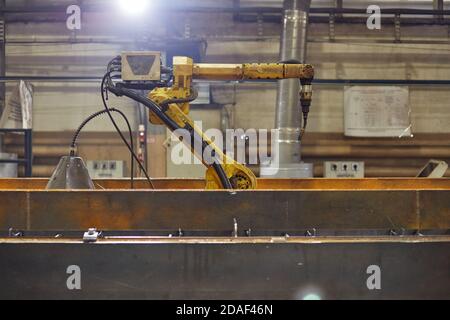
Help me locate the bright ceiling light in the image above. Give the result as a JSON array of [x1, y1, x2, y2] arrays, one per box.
[[118, 0, 149, 15]]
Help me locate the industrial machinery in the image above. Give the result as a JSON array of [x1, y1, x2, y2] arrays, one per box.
[[0, 53, 449, 300], [0, 177, 449, 299], [104, 51, 314, 190]]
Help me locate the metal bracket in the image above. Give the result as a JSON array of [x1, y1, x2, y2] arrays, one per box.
[[389, 228, 406, 236], [0, 20, 5, 44], [329, 13, 336, 42], [257, 13, 264, 37], [83, 228, 101, 243], [394, 14, 401, 43], [184, 17, 191, 39], [8, 228, 23, 237], [232, 218, 238, 237]]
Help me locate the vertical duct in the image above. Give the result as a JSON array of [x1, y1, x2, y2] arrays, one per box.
[[276, 0, 310, 164], [261, 0, 313, 178]]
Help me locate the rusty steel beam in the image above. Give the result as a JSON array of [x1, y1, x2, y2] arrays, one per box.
[[0, 188, 449, 231], [0, 178, 449, 190], [0, 236, 448, 299]]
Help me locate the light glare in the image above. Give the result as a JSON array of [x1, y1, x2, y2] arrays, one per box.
[[303, 293, 321, 300], [118, 0, 149, 15]]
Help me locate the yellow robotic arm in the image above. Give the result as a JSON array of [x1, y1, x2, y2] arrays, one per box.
[[106, 53, 314, 190]]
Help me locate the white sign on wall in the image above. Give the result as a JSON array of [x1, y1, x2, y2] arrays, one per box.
[[0, 81, 33, 129], [344, 86, 412, 137]]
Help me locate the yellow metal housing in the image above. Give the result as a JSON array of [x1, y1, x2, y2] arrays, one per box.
[[147, 55, 314, 190]]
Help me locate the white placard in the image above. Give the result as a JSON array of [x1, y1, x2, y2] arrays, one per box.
[[344, 86, 411, 137], [0, 153, 18, 178], [0, 81, 33, 129]]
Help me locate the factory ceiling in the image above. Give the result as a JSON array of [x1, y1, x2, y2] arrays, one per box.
[[2, 0, 446, 11]]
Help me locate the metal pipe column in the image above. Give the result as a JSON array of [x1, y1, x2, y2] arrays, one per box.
[[265, 0, 312, 178]]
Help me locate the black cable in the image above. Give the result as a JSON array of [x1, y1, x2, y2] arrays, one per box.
[[106, 84, 232, 188], [101, 74, 154, 189], [159, 88, 199, 110], [103, 57, 232, 189], [101, 74, 155, 189], [212, 162, 233, 189], [106, 83, 233, 189], [70, 108, 135, 189]]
